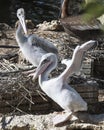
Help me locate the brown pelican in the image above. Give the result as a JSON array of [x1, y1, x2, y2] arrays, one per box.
[[32, 40, 97, 125], [16, 8, 58, 71], [60, 0, 103, 40]]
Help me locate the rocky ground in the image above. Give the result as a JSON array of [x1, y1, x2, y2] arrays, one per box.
[[0, 113, 104, 130], [0, 21, 104, 130]]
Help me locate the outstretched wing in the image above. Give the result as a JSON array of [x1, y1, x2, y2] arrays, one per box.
[[61, 40, 97, 81], [28, 34, 58, 54]]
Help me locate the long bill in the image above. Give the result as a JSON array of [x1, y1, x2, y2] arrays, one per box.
[[19, 14, 27, 35], [33, 60, 51, 80]]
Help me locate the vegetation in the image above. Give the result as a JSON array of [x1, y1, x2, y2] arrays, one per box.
[[82, 0, 104, 21]]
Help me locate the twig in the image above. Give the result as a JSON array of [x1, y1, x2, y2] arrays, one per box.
[[0, 67, 35, 74], [36, 90, 48, 101], [6, 101, 27, 115], [91, 77, 104, 83], [0, 62, 10, 71], [0, 53, 18, 60], [20, 93, 34, 104], [0, 45, 19, 48]]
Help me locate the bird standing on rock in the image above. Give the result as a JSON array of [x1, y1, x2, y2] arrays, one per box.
[[32, 40, 97, 126], [60, 0, 103, 40], [16, 8, 58, 74]]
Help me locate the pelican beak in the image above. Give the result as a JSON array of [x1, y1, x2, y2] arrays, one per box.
[[19, 14, 27, 35], [33, 60, 51, 80], [80, 40, 98, 51]]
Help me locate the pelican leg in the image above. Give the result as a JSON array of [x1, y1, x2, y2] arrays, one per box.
[[52, 111, 73, 126], [53, 110, 79, 126]]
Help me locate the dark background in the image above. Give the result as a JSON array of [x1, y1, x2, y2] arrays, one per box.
[[0, 0, 60, 26]]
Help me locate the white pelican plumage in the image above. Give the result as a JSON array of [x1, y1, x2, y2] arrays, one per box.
[[32, 40, 97, 125], [16, 8, 58, 71]]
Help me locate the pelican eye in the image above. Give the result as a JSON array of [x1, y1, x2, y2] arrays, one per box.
[[18, 13, 21, 16]]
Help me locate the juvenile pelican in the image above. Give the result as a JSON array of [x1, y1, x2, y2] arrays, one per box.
[[16, 8, 58, 71], [33, 40, 97, 125]]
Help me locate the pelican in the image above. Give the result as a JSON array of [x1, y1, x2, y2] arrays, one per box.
[[60, 0, 103, 40], [16, 8, 58, 73], [32, 40, 97, 125]]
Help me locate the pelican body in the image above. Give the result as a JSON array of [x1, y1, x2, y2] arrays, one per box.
[[60, 0, 103, 40], [16, 8, 58, 67], [33, 40, 97, 125]]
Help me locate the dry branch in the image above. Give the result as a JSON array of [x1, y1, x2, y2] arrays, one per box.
[[0, 45, 19, 48]]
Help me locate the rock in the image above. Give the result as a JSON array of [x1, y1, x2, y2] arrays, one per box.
[[68, 123, 104, 130], [36, 20, 63, 31], [0, 113, 104, 130], [25, 20, 35, 29], [0, 31, 7, 39], [0, 23, 11, 31], [0, 114, 65, 130]]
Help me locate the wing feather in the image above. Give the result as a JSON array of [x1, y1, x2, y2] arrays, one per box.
[[28, 34, 58, 54]]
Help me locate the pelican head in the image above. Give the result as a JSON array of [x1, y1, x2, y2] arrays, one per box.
[[33, 53, 57, 79], [17, 8, 27, 34]]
